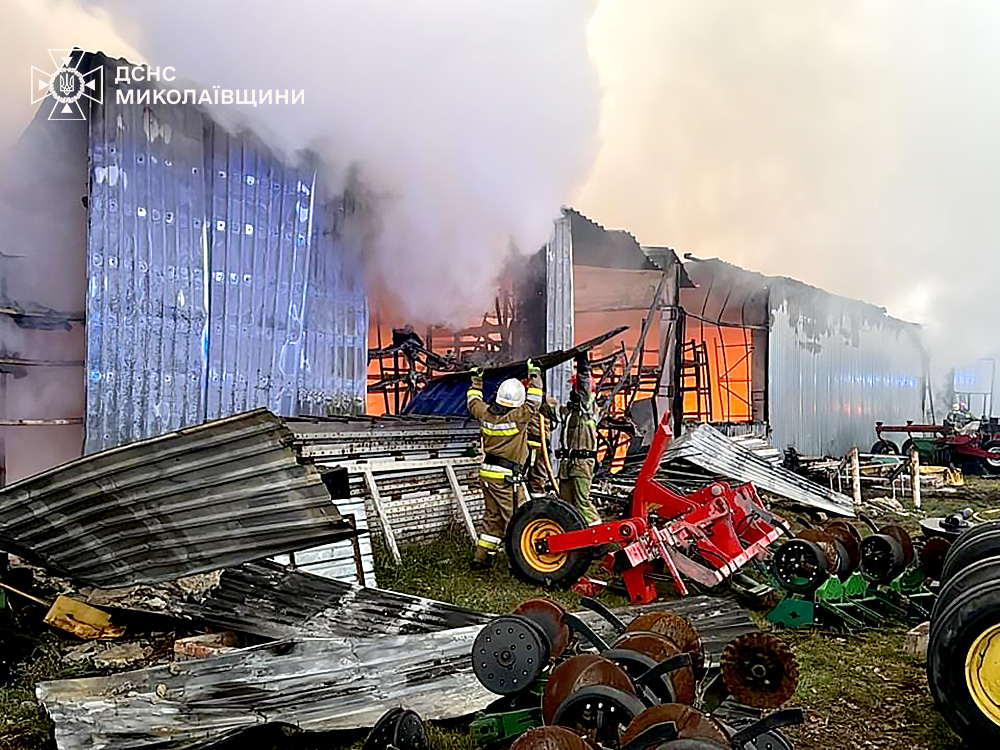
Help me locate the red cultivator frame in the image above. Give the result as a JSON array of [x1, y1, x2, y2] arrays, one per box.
[[507, 414, 786, 604]]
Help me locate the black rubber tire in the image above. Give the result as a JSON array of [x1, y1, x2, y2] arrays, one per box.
[[927, 580, 1000, 743], [982, 442, 1000, 476], [932, 555, 1000, 627], [871, 439, 900, 455], [940, 522, 1000, 584], [900, 439, 916, 456], [506, 498, 592, 588]]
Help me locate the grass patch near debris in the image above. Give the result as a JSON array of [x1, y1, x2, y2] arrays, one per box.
[[781, 627, 962, 749], [372, 525, 630, 614], [0, 631, 88, 750]]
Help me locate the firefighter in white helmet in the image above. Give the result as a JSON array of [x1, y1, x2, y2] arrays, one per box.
[[467, 361, 544, 567]]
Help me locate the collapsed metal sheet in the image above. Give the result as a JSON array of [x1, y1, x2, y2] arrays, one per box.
[[176, 561, 492, 639], [37, 596, 756, 750], [660, 424, 855, 516], [38, 626, 492, 750], [0, 410, 355, 587]]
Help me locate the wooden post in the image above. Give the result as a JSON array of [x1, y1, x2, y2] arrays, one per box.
[[445, 464, 478, 543], [363, 467, 402, 565], [850, 447, 862, 507], [911, 449, 922, 509]]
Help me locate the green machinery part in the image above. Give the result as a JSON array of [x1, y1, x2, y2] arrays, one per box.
[[470, 707, 541, 745], [768, 569, 935, 629]]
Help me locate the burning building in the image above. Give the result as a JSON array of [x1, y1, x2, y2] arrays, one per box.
[[678, 258, 930, 456], [1, 51, 930, 487]]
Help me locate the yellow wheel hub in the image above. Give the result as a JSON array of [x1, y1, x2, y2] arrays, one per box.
[[519, 518, 568, 574], [966, 622, 1000, 726]]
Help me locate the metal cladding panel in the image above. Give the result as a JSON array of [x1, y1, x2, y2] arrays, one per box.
[[659, 423, 855, 516], [86, 66, 209, 452], [546, 212, 574, 411], [178, 561, 491, 639], [0, 410, 354, 587], [767, 281, 927, 457], [85, 54, 367, 453]]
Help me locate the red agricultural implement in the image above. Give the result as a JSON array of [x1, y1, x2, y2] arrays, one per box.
[[506, 413, 787, 603], [872, 420, 1000, 474]]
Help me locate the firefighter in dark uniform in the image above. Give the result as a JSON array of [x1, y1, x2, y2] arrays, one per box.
[[467, 361, 544, 567], [526, 396, 559, 496], [557, 353, 601, 525]]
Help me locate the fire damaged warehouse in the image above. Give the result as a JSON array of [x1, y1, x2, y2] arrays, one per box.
[[4, 6, 1000, 749]]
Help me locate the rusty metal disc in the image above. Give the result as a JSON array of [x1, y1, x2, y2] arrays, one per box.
[[721, 632, 799, 709], [513, 598, 571, 658], [919, 536, 952, 581], [509, 726, 592, 750], [826, 520, 862, 547], [542, 654, 633, 725], [822, 523, 861, 575], [881, 524, 915, 566], [619, 704, 730, 747], [796, 529, 841, 575], [612, 632, 696, 705], [625, 612, 705, 672]]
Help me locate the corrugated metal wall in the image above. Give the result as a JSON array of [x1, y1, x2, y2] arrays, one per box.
[[545, 211, 574, 412], [768, 280, 927, 456], [85, 56, 367, 452]]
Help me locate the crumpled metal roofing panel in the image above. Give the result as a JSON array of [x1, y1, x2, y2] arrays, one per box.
[[84, 52, 367, 454], [0, 410, 355, 587], [38, 626, 494, 750], [38, 597, 756, 750], [177, 560, 491, 639], [660, 424, 855, 516]]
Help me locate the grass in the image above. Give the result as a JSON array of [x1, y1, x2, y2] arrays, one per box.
[[781, 628, 962, 749], [0, 631, 87, 750]]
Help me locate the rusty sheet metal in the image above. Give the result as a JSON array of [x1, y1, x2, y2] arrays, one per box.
[[38, 626, 493, 750], [0, 410, 355, 587], [658, 424, 854, 517], [176, 561, 492, 639], [38, 596, 755, 750]]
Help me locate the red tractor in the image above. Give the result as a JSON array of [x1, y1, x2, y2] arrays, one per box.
[[871, 419, 1000, 474], [505, 413, 787, 603]]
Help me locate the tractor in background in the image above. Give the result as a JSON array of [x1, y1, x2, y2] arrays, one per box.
[[871, 418, 1000, 474]]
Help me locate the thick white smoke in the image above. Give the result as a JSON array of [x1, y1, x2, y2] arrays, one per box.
[[579, 0, 1000, 407], [76, 0, 602, 326]]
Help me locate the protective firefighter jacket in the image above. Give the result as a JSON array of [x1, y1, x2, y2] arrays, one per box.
[[467, 369, 544, 480], [560, 355, 598, 479]]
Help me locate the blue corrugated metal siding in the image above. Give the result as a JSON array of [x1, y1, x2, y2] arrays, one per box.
[[768, 281, 926, 456], [85, 55, 366, 452]]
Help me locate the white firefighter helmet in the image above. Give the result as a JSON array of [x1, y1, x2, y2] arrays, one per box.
[[496, 378, 526, 408]]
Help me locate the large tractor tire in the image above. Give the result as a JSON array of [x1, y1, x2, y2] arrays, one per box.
[[982, 442, 1000, 475], [870, 439, 900, 455], [927, 581, 1000, 742], [940, 521, 1000, 584], [933, 555, 1000, 625], [507, 498, 592, 588]]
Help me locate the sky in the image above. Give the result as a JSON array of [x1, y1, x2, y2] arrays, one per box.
[[4, 0, 1000, 374]]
